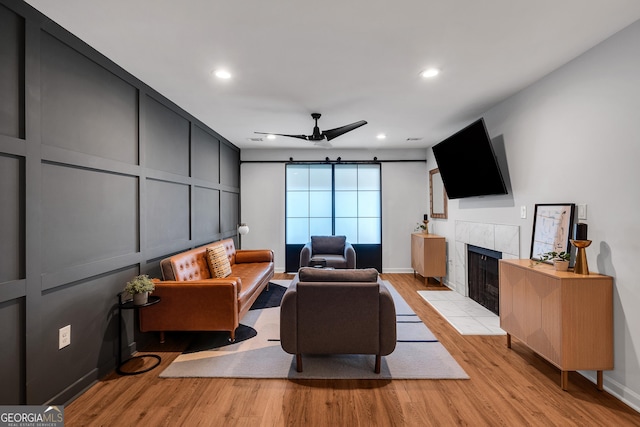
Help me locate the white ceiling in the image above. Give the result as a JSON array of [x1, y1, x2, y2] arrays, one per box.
[[24, 0, 640, 150]]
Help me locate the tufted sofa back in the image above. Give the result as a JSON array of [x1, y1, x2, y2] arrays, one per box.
[[160, 239, 237, 281]]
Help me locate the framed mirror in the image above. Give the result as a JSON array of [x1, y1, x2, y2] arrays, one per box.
[[429, 168, 448, 219]]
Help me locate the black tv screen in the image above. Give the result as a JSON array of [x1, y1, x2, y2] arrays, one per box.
[[432, 118, 507, 199]]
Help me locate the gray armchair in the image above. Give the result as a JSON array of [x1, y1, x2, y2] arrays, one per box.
[[280, 267, 397, 373], [299, 235, 356, 269]]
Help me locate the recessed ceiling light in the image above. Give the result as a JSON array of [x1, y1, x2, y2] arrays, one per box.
[[213, 69, 232, 79], [376, 133, 386, 140], [266, 134, 276, 140], [420, 68, 440, 78]]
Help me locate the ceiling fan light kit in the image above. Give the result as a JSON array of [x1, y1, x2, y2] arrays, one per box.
[[255, 113, 367, 147]]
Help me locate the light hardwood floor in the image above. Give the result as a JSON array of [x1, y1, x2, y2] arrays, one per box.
[[66, 273, 640, 426]]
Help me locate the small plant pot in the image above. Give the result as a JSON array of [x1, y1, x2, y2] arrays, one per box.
[[554, 260, 569, 271], [133, 292, 149, 306]]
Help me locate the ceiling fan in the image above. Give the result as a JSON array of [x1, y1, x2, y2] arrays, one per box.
[[255, 113, 367, 147]]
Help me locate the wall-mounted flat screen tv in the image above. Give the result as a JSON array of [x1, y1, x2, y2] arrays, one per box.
[[431, 118, 507, 199]]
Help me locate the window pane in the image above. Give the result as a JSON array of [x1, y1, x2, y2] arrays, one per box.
[[335, 191, 357, 217], [309, 191, 332, 217], [335, 165, 358, 190], [286, 163, 381, 248], [358, 191, 380, 217], [310, 218, 332, 237], [286, 165, 308, 190], [286, 192, 308, 217], [335, 218, 357, 242], [358, 218, 381, 244], [358, 165, 380, 190], [309, 165, 332, 190], [287, 218, 309, 244]]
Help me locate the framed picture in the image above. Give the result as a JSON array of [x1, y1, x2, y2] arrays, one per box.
[[530, 203, 576, 263], [429, 168, 448, 219]]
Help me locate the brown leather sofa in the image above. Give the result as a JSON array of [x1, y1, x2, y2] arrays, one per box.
[[139, 238, 274, 342], [280, 267, 396, 373]]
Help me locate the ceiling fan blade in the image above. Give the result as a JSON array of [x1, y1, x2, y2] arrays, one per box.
[[322, 120, 368, 141], [254, 132, 309, 141]]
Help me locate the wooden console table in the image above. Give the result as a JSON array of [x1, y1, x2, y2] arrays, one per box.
[[499, 259, 613, 391], [411, 233, 446, 285]]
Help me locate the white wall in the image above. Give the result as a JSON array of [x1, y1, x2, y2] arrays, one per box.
[[430, 20, 640, 410]]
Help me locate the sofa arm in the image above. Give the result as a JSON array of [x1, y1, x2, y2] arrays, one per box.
[[279, 282, 298, 354], [379, 281, 397, 356], [235, 249, 274, 264], [139, 278, 241, 333], [299, 242, 312, 268], [149, 278, 241, 305], [344, 242, 356, 268]]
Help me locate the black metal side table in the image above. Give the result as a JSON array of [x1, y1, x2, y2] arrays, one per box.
[[117, 292, 161, 375]]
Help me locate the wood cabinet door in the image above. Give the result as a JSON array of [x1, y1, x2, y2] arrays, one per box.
[[411, 234, 424, 275], [499, 263, 525, 340], [526, 271, 561, 366]]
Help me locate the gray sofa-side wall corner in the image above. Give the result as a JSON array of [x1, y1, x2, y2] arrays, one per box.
[[0, 0, 240, 405]]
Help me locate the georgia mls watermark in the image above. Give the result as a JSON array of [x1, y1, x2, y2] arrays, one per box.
[[0, 406, 64, 427]]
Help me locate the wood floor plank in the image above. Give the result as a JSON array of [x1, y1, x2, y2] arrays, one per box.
[[64, 273, 640, 426]]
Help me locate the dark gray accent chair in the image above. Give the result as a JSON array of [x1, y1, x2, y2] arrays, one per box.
[[299, 235, 356, 269], [280, 267, 397, 373]]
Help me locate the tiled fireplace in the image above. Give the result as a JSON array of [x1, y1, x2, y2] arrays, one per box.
[[452, 221, 520, 297]]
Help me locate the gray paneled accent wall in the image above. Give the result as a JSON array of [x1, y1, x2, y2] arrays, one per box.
[[0, 3, 23, 138], [145, 95, 191, 176], [0, 154, 24, 284], [0, 0, 240, 405], [40, 31, 139, 164]]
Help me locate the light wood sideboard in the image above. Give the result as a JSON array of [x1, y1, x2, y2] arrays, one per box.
[[411, 233, 446, 285], [499, 259, 613, 391]]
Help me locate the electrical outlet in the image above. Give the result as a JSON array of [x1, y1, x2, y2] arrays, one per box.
[[59, 325, 71, 349], [578, 204, 587, 220], [520, 205, 526, 219]]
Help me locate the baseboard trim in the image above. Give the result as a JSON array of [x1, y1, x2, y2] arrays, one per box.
[[47, 367, 100, 406], [580, 371, 640, 413]]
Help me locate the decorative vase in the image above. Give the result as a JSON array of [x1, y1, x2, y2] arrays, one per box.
[[570, 239, 592, 275], [133, 292, 149, 306], [554, 260, 569, 271]]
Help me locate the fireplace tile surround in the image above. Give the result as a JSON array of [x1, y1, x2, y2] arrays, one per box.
[[452, 221, 520, 296]]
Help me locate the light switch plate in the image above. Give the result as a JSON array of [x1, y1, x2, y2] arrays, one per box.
[[520, 205, 526, 219], [577, 204, 587, 220]]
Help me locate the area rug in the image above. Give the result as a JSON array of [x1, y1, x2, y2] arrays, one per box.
[[159, 280, 469, 380]]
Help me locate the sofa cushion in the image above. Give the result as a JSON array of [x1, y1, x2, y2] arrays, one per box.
[[206, 244, 232, 278], [311, 235, 346, 255], [298, 267, 378, 282]]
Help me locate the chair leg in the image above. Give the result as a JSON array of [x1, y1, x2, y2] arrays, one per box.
[[375, 354, 381, 374], [296, 354, 303, 372], [159, 331, 165, 344]]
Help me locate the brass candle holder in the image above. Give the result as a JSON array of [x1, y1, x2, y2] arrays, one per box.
[[570, 239, 592, 275]]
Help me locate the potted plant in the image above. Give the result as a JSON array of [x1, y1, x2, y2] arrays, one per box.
[[124, 274, 155, 305], [539, 251, 571, 271]]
